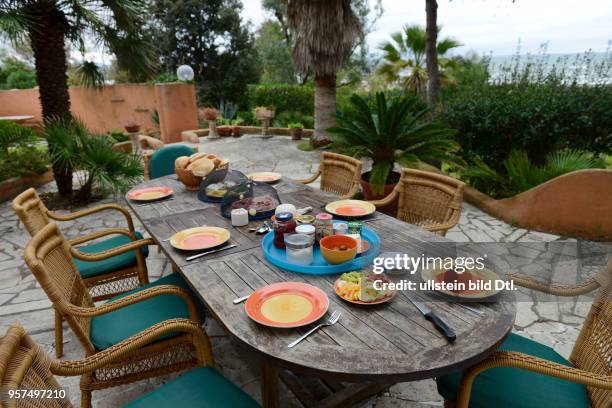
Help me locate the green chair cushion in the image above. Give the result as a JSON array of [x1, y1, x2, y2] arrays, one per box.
[[124, 366, 260, 408], [149, 145, 195, 179], [436, 333, 590, 408], [90, 273, 205, 350], [74, 232, 149, 279]]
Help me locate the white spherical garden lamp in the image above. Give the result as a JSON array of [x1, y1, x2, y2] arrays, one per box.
[[176, 65, 194, 82]]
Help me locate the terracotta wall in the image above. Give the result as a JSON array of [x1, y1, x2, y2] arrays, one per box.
[[465, 169, 612, 241], [0, 82, 198, 141]]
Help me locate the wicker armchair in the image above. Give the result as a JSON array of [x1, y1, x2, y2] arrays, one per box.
[[12, 188, 152, 358], [0, 323, 259, 407], [298, 152, 362, 199], [442, 261, 612, 408], [23, 223, 205, 407], [369, 168, 465, 237]]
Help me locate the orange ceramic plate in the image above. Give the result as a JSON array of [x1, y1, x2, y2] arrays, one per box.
[[170, 227, 230, 251], [420, 267, 502, 300], [325, 200, 375, 217], [247, 172, 282, 183], [128, 186, 173, 202], [245, 282, 329, 328], [333, 279, 396, 305]]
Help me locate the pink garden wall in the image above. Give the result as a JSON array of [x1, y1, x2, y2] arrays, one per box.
[[0, 82, 197, 143]]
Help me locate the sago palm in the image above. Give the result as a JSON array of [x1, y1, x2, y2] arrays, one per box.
[[0, 0, 155, 195], [378, 24, 461, 95], [287, 0, 362, 147], [327, 92, 464, 194]]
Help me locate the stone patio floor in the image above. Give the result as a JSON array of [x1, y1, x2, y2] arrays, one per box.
[[0, 135, 604, 407]]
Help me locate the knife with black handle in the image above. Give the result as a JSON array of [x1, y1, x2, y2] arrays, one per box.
[[405, 293, 456, 342]]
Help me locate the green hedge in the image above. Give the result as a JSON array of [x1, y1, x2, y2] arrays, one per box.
[[246, 84, 314, 116], [441, 82, 612, 170]]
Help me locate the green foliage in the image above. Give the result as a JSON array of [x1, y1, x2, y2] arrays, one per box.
[[5, 69, 36, 89], [288, 122, 304, 129], [273, 111, 313, 129], [328, 92, 463, 194], [255, 20, 296, 84], [462, 150, 603, 198], [247, 83, 314, 116], [147, 0, 260, 105], [152, 72, 178, 83], [236, 111, 256, 125], [0, 121, 48, 181], [441, 50, 612, 170], [378, 25, 461, 94], [0, 121, 36, 151], [109, 130, 129, 143], [70, 61, 105, 87], [45, 119, 143, 201]]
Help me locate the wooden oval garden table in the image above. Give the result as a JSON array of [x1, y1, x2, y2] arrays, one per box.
[[126, 175, 516, 408]]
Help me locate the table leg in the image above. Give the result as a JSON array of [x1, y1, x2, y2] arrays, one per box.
[[261, 362, 280, 408]]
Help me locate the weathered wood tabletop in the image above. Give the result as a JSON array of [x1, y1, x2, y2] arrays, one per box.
[[126, 175, 516, 408]]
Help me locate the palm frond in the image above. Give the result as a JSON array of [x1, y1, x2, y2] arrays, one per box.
[[72, 61, 105, 87]]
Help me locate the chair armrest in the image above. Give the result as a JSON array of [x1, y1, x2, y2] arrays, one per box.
[[297, 169, 321, 184], [507, 273, 600, 297], [68, 228, 138, 247], [70, 238, 155, 261], [456, 350, 612, 408], [50, 318, 213, 376], [368, 189, 399, 208], [48, 203, 135, 233], [64, 284, 200, 323]]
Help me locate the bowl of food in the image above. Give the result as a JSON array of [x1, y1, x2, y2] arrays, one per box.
[[175, 152, 229, 191], [319, 235, 358, 265]]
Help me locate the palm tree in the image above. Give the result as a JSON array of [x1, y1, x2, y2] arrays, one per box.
[[378, 24, 461, 96], [0, 0, 155, 195], [425, 0, 440, 104], [287, 0, 362, 147]]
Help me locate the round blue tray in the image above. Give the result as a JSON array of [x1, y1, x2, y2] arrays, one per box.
[[261, 222, 381, 275]]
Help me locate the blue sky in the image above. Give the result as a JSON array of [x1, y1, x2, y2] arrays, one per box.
[[241, 0, 612, 56]]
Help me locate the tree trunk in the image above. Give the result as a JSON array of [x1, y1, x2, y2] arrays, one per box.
[[29, 4, 73, 196], [312, 75, 336, 148], [425, 0, 440, 105]]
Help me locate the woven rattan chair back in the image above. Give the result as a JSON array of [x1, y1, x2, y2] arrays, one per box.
[[395, 168, 464, 236], [570, 262, 612, 407], [24, 223, 95, 353], [12, 188, 52, 237], [0, 325, 71, 408], [318, 152, 362, 197]]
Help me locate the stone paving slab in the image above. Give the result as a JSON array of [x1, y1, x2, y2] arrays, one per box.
[[0, 135, 607, 407]]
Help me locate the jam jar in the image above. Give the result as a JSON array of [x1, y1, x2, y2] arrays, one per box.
[[314, 213, 333, 242], [273, 212, 296, 248]]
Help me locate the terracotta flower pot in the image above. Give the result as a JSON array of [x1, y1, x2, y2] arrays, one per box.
[[124, 125, 140, 133], [360, 171, 400, 215], [232, 126, 242, 137], [217, 126, 232, 137], [290, 128, 303, 140]]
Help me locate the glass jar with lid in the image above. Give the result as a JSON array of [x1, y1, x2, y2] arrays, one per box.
[[273, 212, 296, 248], [284, 233, 314, 265], [314, 213, 333, 242]]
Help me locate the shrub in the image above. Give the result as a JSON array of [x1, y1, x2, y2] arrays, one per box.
[[461, 149, 604, 198], [236, 111, 256, 126], [0, 121, 48, 181], [5, 69, 37, 89], [441, 50, 612, 171], [246, 84, 314, 116], [45, 119, 143, 201], [273, 111, 314, 129], [288, 122, 304, 129]]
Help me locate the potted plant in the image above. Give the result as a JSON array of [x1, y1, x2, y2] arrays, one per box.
[[327, 92, 463, 200], [231, 119, 243, 137], [123, 120, 140, 133], [199, 107, 219, 139], [216, 118, 233, 137], [288, 122, 304, 140], [254, 106, 275, 138]]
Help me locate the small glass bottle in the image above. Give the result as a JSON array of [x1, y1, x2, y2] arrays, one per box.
[[314, 213, 333, 243], [273, 212, 296, 248]]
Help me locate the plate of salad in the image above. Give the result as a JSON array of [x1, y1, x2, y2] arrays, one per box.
[[333, 272, 395, 305]]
